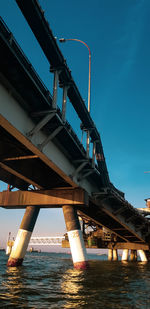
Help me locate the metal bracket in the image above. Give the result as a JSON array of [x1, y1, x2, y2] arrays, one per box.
[[71, 161, 88, 179], [135, 224, 145, 232], [73, 159, 89, 164], [51, 69, 62, 109], [113, 206, 126, 216], [77, 168, 95, 181], [125, 215, 136, 224], [92, 141, 96, 168], [38, 125, 63, 151], [92, 188, 110, 198], [31, 109, 55, 117], [62, 85, 70, 122], [26, 110, 56, 137]]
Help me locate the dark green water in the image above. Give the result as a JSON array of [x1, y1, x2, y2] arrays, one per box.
[[0, 251, 150, 308]]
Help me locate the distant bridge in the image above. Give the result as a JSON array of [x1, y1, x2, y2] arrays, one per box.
[[29, 236, 65, 246]]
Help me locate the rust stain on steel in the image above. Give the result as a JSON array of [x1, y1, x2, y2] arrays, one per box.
[[0, 188, 89, 208]]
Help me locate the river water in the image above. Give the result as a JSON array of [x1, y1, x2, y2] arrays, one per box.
[[0, 251, 150, 308]]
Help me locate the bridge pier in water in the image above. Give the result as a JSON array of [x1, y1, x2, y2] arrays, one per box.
[[63, 205, 89, 269], [7, 206, 40, 267], [113, 249, 118, 261], [138, 250, 148, 262], [122, 249, 129, 261], [108, 249, 113, 261], [130, 250, 137, 261], [108, 249, 118, 261]]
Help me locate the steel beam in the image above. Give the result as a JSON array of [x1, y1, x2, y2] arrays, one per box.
[[38, 126, 63, 150], [26, 111, 56, 137], [94, 199, 145, 242], [0, 162, 43, 189], [78, 169, 94, 181], [62, 85, 69, 122], [3, 155, 38, 161], [112, 243, 149, 250], [0, 188, 89, 208], [113, 206, 126, 215], [71, 161, 88, 179], [52, 70, 60, 109]]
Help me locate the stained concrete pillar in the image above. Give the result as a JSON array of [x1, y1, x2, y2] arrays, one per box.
[[130, 250, 137, 261], [63, 205, 88, 269], [122, 249, 129, 261], [7, 206, 40, 267], [138, 250, 148, 262], [108, 249, 113, 261], [113, 249, 118, 261]]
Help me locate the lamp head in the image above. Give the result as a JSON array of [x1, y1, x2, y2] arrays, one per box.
[[59, 38, 66, 43]]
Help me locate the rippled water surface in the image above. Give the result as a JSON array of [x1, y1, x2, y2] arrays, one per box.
[[0, 251, 150, 308]]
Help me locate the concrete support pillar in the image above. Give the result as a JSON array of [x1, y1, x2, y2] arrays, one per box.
[[122, 249, 129, 261], [113, 249, 118, 261], [7, 206, 40, 267], [130, 250, 137, 261], [63, 205, 88, 269], [108, 249, 113, 261], [138, 250, 148, 262]]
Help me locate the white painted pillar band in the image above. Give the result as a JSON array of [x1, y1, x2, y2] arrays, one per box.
[[68, 229, 88, 266], [63, 205, 88, 269], [7, 206, 39, 267], [138, 250, 148, 262], [122, 249, 129, 261], [9, 229, 31, 260]]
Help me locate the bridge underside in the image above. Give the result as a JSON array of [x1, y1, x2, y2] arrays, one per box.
[[0, 124, 70, 190], [0, 18, 103, 191], [0, 14, 150, 251]]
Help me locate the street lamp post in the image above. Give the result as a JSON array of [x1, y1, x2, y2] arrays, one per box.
[[59, 38, 91, 157]]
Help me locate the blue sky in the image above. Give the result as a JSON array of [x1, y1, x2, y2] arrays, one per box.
[[0, 0, 150, 248]]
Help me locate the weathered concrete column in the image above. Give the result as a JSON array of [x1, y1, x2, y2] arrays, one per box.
[[138, 250, 148, 262], [108, 249, 113, 261], [7, 206, 40, 267], [122, 249, 129, 261], [63, 205, 88, 269], [130, 250, 137, 261], [113, 249, 118, 261]]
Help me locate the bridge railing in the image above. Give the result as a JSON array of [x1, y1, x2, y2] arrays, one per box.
[[0, 17, 52, 102]]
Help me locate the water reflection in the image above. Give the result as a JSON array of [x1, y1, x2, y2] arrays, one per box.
[[61, 268, 87, 308], [1, 253, 150, 308], [1, 267, 28, 308]]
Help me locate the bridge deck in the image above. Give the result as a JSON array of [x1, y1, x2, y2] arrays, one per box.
[[0, 16, 103, 191]]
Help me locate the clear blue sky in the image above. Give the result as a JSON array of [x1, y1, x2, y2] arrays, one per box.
[[1, 0, 150, 247]]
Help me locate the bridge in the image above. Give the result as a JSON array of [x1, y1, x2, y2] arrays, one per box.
[[29, 236, 65, 246], [0, 0, 150, 268]]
